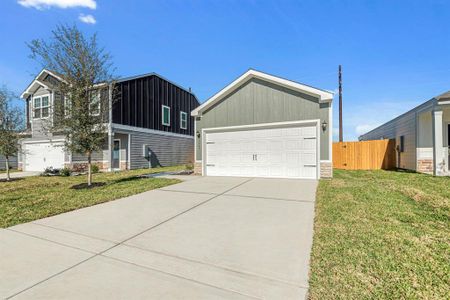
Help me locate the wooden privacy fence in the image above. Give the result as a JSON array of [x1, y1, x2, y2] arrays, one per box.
[[333, 139, 396, 170]]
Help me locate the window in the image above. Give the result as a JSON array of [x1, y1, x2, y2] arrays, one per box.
[[33, 95, 50, 119], [90, 91, 101, 116], [180, 111, 187, 129], [162, 105, 170, 126], [64, 96, 71, 116], [399, 136, 405, 152]]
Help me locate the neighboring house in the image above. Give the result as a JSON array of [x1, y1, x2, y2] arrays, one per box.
[[19, 69, 199, 172], [0, 155, 17, 170], [191, 69, 334, 180], [359, 91, 450, 176]]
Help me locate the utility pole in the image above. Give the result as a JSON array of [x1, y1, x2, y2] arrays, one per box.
[[339, 65, 343, 142]]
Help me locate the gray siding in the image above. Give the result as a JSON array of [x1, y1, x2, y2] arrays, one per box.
[[195, 78, 331, 161], [0, 155, 18, 170], [31, 87, 53, 138], [124, 131, 194, 169], [359, 110, 417, 170]]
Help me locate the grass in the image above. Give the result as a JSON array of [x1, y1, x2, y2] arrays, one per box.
[[0, 166, 184, 228], [309, 169, 450, 299]]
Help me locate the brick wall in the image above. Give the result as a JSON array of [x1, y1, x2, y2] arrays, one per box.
[[417, 159, 433, 174]]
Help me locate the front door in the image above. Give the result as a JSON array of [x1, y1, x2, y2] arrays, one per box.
[[112, 140, 120, 170]]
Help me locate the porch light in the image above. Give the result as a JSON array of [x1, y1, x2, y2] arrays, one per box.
[[196, 131, 201, 138], [321, 120, 328, 132]]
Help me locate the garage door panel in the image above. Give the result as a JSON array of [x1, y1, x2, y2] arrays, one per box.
[[24, 142, 65, 172], [205, 124, 318, 179]]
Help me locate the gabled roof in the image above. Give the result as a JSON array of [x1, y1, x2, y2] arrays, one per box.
[[191, 69, 334, 117], [21, 69, 65, 99]]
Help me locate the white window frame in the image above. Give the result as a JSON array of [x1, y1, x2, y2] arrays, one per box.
[[89, 90, 101, 116], [33, 95, 50, 119], [162, 105, 170, 126], [180, 111, 187, 129]]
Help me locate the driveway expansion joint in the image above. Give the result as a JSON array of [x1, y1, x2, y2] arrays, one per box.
[[7, 178, 256, 299]]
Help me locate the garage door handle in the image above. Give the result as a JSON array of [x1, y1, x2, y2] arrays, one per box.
[[304, 164, 316, 167], [304, 137, 316, 140], [206, 164, 215, 167], [206, 142, 215, 144]]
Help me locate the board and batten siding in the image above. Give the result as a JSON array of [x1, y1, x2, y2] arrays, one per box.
[[195, 78, 331, 161], [125, 131, 194, 169], [359, 109, 417, 170]]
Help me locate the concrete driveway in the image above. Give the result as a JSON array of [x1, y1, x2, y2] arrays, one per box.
[[1, 176, 318, 299]]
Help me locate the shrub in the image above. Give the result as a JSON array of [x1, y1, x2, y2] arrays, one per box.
[[91, 164, 100, 173], [185, 162, 194, 170], [60, 167, 72, 177]]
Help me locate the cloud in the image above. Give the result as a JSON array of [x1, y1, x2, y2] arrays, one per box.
[[78, 13, 96, 24], [18, 0, 96, 10], [355, 124, 377, 136]]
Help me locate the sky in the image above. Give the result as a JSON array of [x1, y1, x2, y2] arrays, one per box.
[[2, 0, 450, 140]]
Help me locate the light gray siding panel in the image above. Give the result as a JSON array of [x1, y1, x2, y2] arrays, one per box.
[[359, 110, 417, 170], [0, 155, 18, 169], [71, 150, 106, 162], [129, 131, 194, 169], [195, 78, 330, 161]]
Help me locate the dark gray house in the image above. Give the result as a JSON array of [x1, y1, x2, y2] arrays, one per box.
[[192, 69, 334, 180], [19, 69, 199, 172], [0, 155, 17, 170]]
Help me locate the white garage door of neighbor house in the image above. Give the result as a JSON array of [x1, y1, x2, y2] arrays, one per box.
[[205, 125, 318, 179], [24, 142, 65, 172]]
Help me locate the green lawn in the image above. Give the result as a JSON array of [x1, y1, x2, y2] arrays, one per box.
[[0, 166, 184, 228], [309, 169, 449, 299]]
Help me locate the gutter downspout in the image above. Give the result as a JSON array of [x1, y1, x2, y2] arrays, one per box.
[[107, 83, 113, 172]]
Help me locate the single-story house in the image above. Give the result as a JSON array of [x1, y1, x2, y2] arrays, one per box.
[[359, 91, 450, 176], [19, 69, 199, 172], [191, 69, 334, 179]]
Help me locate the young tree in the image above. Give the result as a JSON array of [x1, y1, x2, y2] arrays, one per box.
[[29, 24, 116, 186], [0, 86, 23, 181]]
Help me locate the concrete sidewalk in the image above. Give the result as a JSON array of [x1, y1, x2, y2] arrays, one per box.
[[1, 176, 318, 299], [0, 171, 40, 180]]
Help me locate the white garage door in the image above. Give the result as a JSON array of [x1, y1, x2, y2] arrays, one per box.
[[205, 125, 318, 179], [24, 142, 65, 172]]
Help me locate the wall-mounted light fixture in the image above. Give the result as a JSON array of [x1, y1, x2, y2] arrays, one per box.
[[321, 120, 328, 132], [196, 131, 201, 138]]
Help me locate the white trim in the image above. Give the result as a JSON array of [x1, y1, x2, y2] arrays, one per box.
[[127, 134, 131, 170], [21, 69, 64, 98], [328, 102, 333, 163], [191, 70, 333, 117], [201, 119, 320, 133], [32, 94, 51, 119], [112, 139, 121, 171], [180, 111, 188, 129], [111, 123, 194, 139], [201, 119, 321, 179], [162, 105, 170, 126], [21, 138, 65, 144], [194, 116, 198, 161], [438, 100, 450, 105]]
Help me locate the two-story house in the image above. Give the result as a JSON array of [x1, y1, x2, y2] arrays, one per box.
[[19, 69, 199, 172]]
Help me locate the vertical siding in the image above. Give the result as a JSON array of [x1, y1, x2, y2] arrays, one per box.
[[359, 110, 417, 170], [112, 75, 199, 136], [195, 78, 330, 161], [127, 131, 194, 169]]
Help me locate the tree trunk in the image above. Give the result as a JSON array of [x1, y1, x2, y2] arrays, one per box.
[[87, 152, 92, 186], [5, 157, 10, 181]]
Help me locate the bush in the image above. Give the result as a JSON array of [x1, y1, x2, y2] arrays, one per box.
[[91, 164, 100, 173], [185, 162, 194, 171], [42, 167, 60, 176], [60, 167, 72, 177]]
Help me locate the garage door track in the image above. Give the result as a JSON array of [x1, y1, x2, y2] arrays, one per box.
[[1, 176, 318, 299]]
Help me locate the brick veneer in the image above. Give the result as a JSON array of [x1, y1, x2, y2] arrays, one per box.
[[320, 161, 333, 178], [417, 159, 433, 174], [194, 162, 202, 175]]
